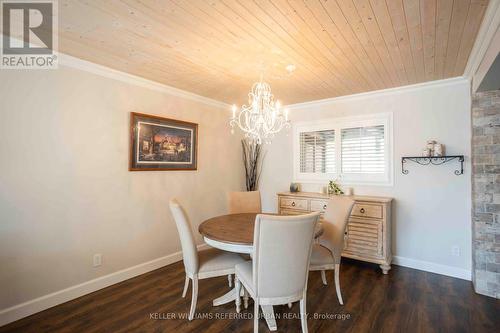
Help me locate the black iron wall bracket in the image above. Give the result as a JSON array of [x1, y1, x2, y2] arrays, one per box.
[[401, 155, 464, 175]]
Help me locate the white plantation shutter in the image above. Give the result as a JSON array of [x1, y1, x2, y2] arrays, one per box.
[[341, 125, 385, 174], [299, 130, 335, 174], [294, 114, 391, 185]]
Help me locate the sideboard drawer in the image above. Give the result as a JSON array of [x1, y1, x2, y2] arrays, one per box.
[[280, 197, 308, 210], [351, 203, 383, 219], [310, 199, 329, 212], [280, 208, 306, 216]]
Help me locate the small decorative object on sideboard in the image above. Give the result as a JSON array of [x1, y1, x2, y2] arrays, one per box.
[[343, 187, 353, 196], [328, 180, 344, 195], [290, 182, 300, 192]]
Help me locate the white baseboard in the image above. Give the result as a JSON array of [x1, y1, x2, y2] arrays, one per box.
[[393, 256, 471, 281], [0, 247, 469, 327], [0, 244, 209, 327]]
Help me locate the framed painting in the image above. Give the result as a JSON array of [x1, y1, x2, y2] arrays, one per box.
[[129, 112, 198, 171]]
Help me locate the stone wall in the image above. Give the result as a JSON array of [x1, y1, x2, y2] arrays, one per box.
[[472, 89, 500, 298]]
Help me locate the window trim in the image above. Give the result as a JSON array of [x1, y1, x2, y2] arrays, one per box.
[[293, 112, 393, 186]]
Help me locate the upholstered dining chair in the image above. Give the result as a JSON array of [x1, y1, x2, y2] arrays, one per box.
[[169, 199, 247, 320], [309, 196, 354, 305], [228, 191, 262, 214], [234, 212, 320, 333], [226, 190, 262, 287]]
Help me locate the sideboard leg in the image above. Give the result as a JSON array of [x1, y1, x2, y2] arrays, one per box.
[[380, 264, 391, 274]]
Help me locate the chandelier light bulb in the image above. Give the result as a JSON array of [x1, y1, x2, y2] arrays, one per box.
[[232, 104, 237, 119]]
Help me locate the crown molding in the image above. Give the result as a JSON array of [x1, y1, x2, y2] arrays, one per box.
[[1, 34, 230, 109], [285, 77, 469, 110], [463, 0, 500, 80], [58, 53, 231, 109]]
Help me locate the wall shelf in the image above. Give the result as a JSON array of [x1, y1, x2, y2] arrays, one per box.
[[401, 155, 464, 175]]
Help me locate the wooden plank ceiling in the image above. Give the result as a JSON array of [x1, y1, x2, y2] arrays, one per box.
[[59, 0, 489, 104]]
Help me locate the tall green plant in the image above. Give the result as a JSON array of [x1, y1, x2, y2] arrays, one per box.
[[241, 139, 264, 191]]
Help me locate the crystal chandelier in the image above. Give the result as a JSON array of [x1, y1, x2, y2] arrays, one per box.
[[230, 80, 290, 144]]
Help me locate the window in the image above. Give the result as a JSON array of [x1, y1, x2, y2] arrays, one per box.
[[299, 130, 335, 174], [293, 113, 392, 185], [341, 125, 385, 174]]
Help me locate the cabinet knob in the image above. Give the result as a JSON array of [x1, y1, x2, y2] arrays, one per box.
[[291, 202, 296, 207], [323, 204, 327, 210], [360, 208, 365, 213]]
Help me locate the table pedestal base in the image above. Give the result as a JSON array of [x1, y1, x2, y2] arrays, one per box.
[[212, 288, 277, 331]]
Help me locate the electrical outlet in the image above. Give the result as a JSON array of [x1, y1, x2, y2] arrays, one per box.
[[93, 254, 102, 267], [451, 246, 460, 257]]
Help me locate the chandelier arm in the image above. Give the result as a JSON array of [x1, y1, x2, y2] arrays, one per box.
[[230, 80, 290, 144]]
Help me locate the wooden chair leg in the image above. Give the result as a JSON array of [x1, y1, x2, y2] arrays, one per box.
[[182, 276, 189, 298], [300, 296, 308, 333], [334, 264, 343, 305], [243, 288, 249, 309], [228, 274, 233, 287], [254, 299, 260, 333], [188, 276, 198, 320], [321, 270, 328, 285], [235, 277, 242, 313]]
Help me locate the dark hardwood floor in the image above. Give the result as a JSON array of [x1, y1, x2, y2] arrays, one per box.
[[1, 259, 499, 333]]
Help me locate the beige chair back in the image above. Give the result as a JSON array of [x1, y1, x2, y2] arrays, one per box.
[[228, 191, 262, 214], [169, 199, 199, 276], [252, 213, 320, 299], [320, 196, 355, 264]]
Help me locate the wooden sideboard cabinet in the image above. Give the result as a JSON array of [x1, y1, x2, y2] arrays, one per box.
[[277, 192, 393, 274]]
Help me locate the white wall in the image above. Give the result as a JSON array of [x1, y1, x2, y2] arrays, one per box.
[[260, 78, 472, 278], [0, 62, 244, 317]]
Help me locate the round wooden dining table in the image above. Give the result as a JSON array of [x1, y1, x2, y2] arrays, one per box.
[[198, 213, 323, 331]]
